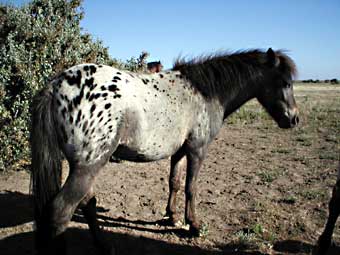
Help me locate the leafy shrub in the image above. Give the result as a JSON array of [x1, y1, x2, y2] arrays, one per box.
[[0, 0, 145, 171]]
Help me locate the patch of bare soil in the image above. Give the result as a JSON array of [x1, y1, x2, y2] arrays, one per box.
[[0, 84, 339, 255]]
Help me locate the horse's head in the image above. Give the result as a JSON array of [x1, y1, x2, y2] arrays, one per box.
[[256, 48, 299, 129]]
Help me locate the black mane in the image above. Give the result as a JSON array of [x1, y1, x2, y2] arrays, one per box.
[[172, 49, 297, 104]]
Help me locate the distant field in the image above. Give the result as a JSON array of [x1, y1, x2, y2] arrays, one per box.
[[294, 82, 340, 89]]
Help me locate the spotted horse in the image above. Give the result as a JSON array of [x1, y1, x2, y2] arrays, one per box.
[[30, 48, 299, 254]]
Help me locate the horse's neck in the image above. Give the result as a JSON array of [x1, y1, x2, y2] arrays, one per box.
[[222, 81, 257, 119]]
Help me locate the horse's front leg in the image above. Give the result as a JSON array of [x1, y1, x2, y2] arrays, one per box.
[[314, 179, 340, 255], [185, 147, 206, 236], [165, 147, 186, 226]]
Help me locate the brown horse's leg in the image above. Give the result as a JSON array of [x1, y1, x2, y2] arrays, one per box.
[[165, 147, 186, 226], [315, 179, 340, 255], [185, 147, 206, 236]]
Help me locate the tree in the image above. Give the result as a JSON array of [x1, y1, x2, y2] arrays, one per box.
[[330, 79, 339, 84], [0, 0, 137, 170]]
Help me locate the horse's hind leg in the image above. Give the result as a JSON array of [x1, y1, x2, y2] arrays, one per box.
[[165, 147, 186, 226], [314, 178, 340, 255], [46, 161, 108, 254]]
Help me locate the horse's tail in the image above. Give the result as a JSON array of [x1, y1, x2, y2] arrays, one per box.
[[30, 86, 62, 234]]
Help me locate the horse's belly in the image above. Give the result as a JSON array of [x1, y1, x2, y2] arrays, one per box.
[[113, 104, 190, 162], [113, 143, 178, 162], [114, 129, 184, 162]]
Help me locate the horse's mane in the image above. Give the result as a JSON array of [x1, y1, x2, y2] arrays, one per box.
[[172, 49, 297, 103]]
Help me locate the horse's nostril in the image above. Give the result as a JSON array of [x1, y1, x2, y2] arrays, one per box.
[[292, 115, 299, 126]]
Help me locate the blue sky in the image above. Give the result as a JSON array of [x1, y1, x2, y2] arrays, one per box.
[[4, 0, 340, 79]]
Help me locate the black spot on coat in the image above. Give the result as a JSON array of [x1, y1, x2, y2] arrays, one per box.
[[83, 141, 89, 148], [90, 104, 96, 113], [86, 151, 92, 162], [86, 92, 90, 100], [61, 107, 67, 119], [108, 84, 118, 92], [84, 77, 94, 86], [82, 120, 88, 132], [68, 102, 73, 112], [65, 70, 82, 87], [76, 110, 82, 124], [89, 94, 94, 101], [89, 65, 97, 75], [89, 119, 95, 127]]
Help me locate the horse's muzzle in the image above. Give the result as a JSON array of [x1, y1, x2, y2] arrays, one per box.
[[279, 112, 299, 129], [291, 115, 299, 126]]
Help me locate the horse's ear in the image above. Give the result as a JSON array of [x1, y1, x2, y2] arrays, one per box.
[[266, 48, 280, 68]]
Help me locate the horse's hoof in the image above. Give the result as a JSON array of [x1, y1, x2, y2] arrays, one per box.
[[188, 222, 208, 237], [189, 224, 201, 237], [99, 245, 116, 255], [312, 246, 319, 255], [109, 247, 116, 255], [312, 246, 327, 255], [313, 235, 332, 255]]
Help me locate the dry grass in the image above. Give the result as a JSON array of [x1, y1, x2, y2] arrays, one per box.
[[224, 82, 340, 253]]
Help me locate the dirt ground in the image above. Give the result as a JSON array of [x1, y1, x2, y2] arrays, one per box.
[[0, 83, 339, 255]]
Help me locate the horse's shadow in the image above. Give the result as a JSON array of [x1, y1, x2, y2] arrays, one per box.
[[72, 211, 192, 237], [273, 240, 340, 255], [1, 191, 340, 255], [0, 228, 267, 255], [3, 229, 340, 255], [0, 190, 33, 228]]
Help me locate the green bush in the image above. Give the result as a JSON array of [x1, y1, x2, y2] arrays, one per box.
[[0, 0, 145, 171]]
